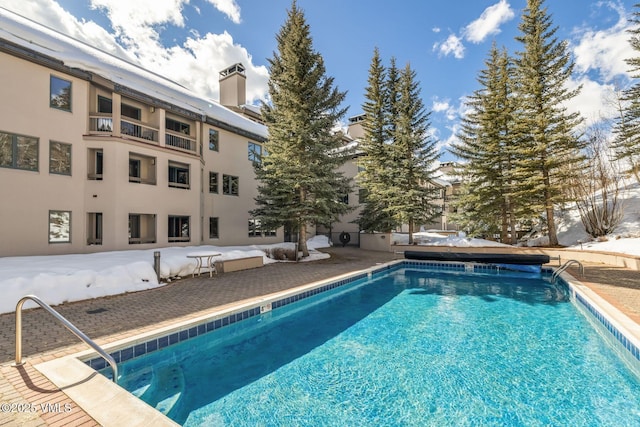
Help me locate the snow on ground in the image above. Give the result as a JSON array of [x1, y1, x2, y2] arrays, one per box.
[[0, 235, 331, 315], [1, 183, 638, 315]]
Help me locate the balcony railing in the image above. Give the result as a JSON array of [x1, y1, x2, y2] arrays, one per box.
[[121, 119, 159, 142], [166, 131, 197, 152], [89, 116, 114, 133], [89, 116, 159, 143]]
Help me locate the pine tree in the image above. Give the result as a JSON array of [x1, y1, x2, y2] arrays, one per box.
[[253, 1, 351, 257], [613, 4, 640, 182], [512, 0, 584, 246], [386, 63, 440, 244], [356, 48, 396, 232], [451, 44, 521, 243]]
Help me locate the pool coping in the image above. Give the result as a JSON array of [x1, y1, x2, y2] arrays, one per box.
[[34, 260, 640, 426]]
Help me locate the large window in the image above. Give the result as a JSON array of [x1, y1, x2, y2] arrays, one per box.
[[128, 214, 156, 244], [209, 129, 219, 151], [87, 148, 103, 180], [97, 95, 112, 113], [50, 141, 71, 175], [87, 212, 102, 245], [166, 118, 190, 134], [209, 172, 219, 193], [50, 75, 71, 112], [49, 210, 71, 243], [168, 161, 190, 189], [248, 142, 262, 164], [209, 217, 219, 239], [121, 103, 141, 120], [222, 174, 239, 196], [0, 131, 38, 171], [168, 215, 190, 242]]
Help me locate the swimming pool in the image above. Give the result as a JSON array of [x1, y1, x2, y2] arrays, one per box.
[[98, 262, 640, 426]]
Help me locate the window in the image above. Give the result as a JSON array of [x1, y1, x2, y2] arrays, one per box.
[[129, 214, 156, 244], [129, 153, 156, 184], [209, 217, 219, 239], [97, 95, 112, 113], [166, 118, 190, 134], [222, 174, 239, 196], [121, 103, 141, 121], [248, 218, 276, 237], [358, 188, 367, 204], [248, 142, 262, 164], [168, 215, 190, 242], [209, 172, 219, 193], [168, 161, 190, 189], [49, 210, 71, 243], [49, 141, 72, 175], [209, 129, 219, 151], [340, 194, 349, 204], [50, 75, 71, 112], [129, 158, 140, 182], [87, 148, 103, 180], [0, 131, 38, 171], [87, 212, 102, 245]]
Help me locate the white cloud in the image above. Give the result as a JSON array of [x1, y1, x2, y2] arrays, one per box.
[[434, 34, 465, 59], [2, 0, 268, 104], [572, 2, 634, 82], [206, 0, 241, 24], [0, 0, 133, 59], [432, 27, 441, 33], [464, 0, 515, 44], [564, 76, 617, 123]]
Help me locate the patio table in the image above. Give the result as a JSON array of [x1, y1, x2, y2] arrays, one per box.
[[186, 251, 222, 277]]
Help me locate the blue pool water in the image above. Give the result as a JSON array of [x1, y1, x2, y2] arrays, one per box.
[[115, 266, 640, 426]]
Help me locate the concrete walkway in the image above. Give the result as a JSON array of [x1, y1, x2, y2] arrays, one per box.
[[0, 247, 638, 426]]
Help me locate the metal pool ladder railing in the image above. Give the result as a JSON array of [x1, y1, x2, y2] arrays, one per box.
[[551, 260, 584, 283], [13, 295, 118, 383]]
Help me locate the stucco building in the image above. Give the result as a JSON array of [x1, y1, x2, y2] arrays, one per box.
[[0, 9, 280, 257]]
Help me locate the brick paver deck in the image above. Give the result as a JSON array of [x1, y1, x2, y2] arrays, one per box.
[[0, 247, 637, 426]]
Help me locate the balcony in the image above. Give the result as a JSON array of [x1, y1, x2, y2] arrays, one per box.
[[121, 119, 159, 142], [89, 115, 159, 143], [166, 131, 197, 153]]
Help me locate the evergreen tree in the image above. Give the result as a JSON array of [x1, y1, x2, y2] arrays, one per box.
[[356, 48, 396, 232], [253, 1, 351, 257], [613, 4, 640, 182], [386, 63, 440, 244], [451, 44, 521, 243], [512, 0, 584, 246]]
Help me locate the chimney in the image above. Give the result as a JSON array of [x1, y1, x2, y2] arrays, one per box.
[[219, 63, 246, 108], [347, 114, 366, 140]]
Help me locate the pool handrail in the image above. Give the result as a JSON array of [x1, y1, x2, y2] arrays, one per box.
[[551, 260, 584, 283], [13, 294, 118, 383]]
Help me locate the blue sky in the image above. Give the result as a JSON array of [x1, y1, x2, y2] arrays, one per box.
[[1, 0, 636, 160]]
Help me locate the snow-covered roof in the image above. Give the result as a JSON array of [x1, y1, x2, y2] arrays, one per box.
[[0, 8, 267, 140]]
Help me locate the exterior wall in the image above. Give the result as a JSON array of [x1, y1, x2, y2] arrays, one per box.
[[202, 126, 281, 246], [316, 155, 362, 246], [0, 50, 277, 257], [0, 53, 89, 256]]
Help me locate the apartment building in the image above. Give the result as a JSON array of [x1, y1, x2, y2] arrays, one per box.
[[318, 115, 461, 244], [0, 9, 280, 257]]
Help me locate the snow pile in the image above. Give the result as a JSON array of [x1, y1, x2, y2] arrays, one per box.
[[0, 238, 331, 315], [392, 232, 511, 248], [523, 182, 640, 256]]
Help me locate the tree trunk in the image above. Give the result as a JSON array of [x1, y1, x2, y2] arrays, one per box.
[[298, 224, 309, 258], [543, 171, 558, 246], [408, 219, 414, 244], [297, 187, 309, 258]]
